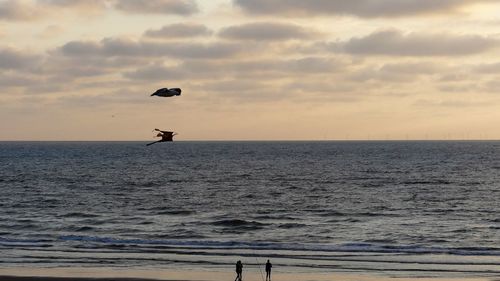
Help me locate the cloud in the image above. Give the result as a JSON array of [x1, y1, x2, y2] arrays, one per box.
[[0, 48, 40, 70], [473, 62, 500, 73], [123, 56, 344, 82], [40, 0, 107, 10], [192, 79, 293, 102], [144, 23, 212, 38], [123, 64, 185, 81], [233, 0, 495, 18], [283, 57, 343, 73], [438, 73, 469, 81], [38, 25, 64, 39], [114, 0, 198, 15], [41, 51, 143, 78], [437, 83, 478, 93], [0, 73, 38, 89], [379, 62, 442, 74], [56, 38, 244, 59], [177, 57, 344, 79], [1, 0, 108, 21], [341, 30, 497, 56], [56, 88, 148, 107], [219, 22, 316, 41], [351, 62, 443, 83], [414, 99, 489, 108], [0, 0, 42, 21]]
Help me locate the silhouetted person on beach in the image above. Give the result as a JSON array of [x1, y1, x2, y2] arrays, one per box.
[[146, 128, 177, 146], [235, 260, 243, 281], [265, 259, 272, 280]]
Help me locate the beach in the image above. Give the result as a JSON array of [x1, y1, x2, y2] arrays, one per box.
[[0, 268, 495, 281]]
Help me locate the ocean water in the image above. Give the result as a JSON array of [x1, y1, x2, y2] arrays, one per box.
[[0, 141, 499, 278]]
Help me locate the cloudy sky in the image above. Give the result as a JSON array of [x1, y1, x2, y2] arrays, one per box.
[[1, 0, 500, 140]]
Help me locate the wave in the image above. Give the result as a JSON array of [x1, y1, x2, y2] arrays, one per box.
[[66, 226, 95, 232], [138, 206, 195, 215], [211, 219, 267, 228], [401, 179, 452, 185], [0, 237, 52, 243], [277, 223, 307, 229], [157, 210, 195, 215], [59, 212, 100, 218], [0, 236, 53, 248], [53, 235, 500, 256]]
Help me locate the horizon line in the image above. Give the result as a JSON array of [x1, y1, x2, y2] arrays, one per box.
[[1, 139, 499, 142]]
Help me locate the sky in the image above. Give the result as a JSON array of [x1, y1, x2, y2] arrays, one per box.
[[1, 0, 500, 141]]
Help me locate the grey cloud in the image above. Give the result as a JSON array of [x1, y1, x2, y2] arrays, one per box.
[[1, 0, 105, 21], [0, 72, 63, 94], [201, 80, 268, 92], [57, 89, 149, 107], [144, 23, 212, 38], [57, 38, 243, 59], [438, 73, 469, 81], [473, 62, 500, 73], [414, 99, 489, 108], [193, 80, 291, 102], [57, 41, 102, 57], [446, 79, 500, 93], [123, 64, 185, 81], [0, 73, 38, 88], [287, 80, 356, 94], [280, 80, 361, 103], [114, 0, 198, 15], [19, 55, 145, 89], [480, 80, 500, 93], [437, 83, 478, 93], [38, 25, 64, 39], [164, 42, 243, 59], [342, 30, 497, 56], [219, 22, 315, 41], [350, 62, 443, 83], [179, 57, 344, 79], [234, 0, 495, 18], [379, 62, 442, 74], [42, 55, 146, 78], [0, 48, 40, 70], [0, 0, 41, 21], [39, 0, 107, 9], [57, 66, 108, 78], [284, 57, 343, 73]]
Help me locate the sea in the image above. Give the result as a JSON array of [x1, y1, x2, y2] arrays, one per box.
[[0, 141, 499, 278]]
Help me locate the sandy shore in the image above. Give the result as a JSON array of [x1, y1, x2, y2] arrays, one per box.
[[0, 268, 495, 281]]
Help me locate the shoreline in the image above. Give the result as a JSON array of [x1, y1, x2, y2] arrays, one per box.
[[0, 268, 495, 281]]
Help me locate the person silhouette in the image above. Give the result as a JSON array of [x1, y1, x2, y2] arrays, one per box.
[[265, 259, 272, 280], [235, 260, 243, 281]]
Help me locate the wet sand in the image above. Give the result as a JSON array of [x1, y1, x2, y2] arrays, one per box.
[[0, 268, 494, 281]]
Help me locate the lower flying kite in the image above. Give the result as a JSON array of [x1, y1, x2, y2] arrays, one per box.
[[146, 129, 177, 146]]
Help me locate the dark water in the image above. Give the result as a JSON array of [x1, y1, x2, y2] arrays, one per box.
[[1, 141, 499, 277]]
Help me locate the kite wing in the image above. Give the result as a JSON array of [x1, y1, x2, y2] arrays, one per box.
[[170, 88, 181, 95], [151, 88, 168, 96]]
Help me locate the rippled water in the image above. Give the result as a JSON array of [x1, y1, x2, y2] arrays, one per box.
[[0, 141, 499, 277]]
